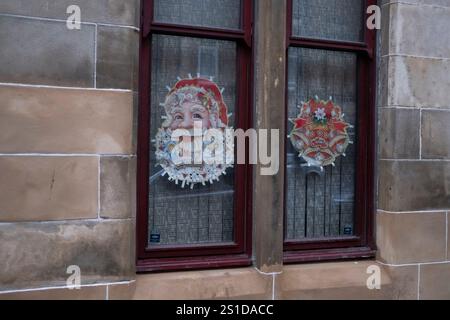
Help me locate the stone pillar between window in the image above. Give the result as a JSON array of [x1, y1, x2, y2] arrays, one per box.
[[253, 0, 287, 273]]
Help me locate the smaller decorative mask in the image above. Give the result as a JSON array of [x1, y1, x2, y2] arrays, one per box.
[[289, 97, 353, 167]]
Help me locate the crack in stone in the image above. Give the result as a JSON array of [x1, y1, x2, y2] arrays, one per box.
[[49, 169, 56, 200]]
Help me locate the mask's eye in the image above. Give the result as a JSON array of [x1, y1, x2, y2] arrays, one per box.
[[174, 114, 184, 121], [193, 113, 203, 120]]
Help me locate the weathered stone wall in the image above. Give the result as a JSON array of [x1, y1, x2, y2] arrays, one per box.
[[377, 0, 450, 299], [0, 0, 139, 298]]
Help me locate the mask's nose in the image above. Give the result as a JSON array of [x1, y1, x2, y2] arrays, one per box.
[[179, 114, 194, 129]]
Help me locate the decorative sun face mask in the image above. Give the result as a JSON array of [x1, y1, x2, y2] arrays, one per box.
[[289, 97, 353, 168], [155, 76, 234, 189]]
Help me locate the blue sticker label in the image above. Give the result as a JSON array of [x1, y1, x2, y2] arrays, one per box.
[[150, 233, 161, 243], [344, 226, 353, 235]]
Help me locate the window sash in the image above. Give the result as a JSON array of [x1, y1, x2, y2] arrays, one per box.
[[136, 0, 253, 271], [283, 0, 376, 256]]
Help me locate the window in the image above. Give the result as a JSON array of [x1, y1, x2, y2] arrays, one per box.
[[137, 0, 376, 272], [284, 0, 376, 262], [137, 0, 253, 272]]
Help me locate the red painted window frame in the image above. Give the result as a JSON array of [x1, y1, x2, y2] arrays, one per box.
[[136, 0, 254, 272], [283, 0, 378, 263]]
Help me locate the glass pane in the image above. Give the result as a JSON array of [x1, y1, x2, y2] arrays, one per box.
[[154, 0, 242, 30], [292, 0, 365, 42], [286, 47, 358, 241], [148, 34, 237, 247]]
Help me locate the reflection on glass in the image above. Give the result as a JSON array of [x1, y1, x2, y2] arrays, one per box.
[[292, 0, 365, 42], [286, 47, 358, 240], [154, 0, 242, 30], [148, 35, 237, 247]]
